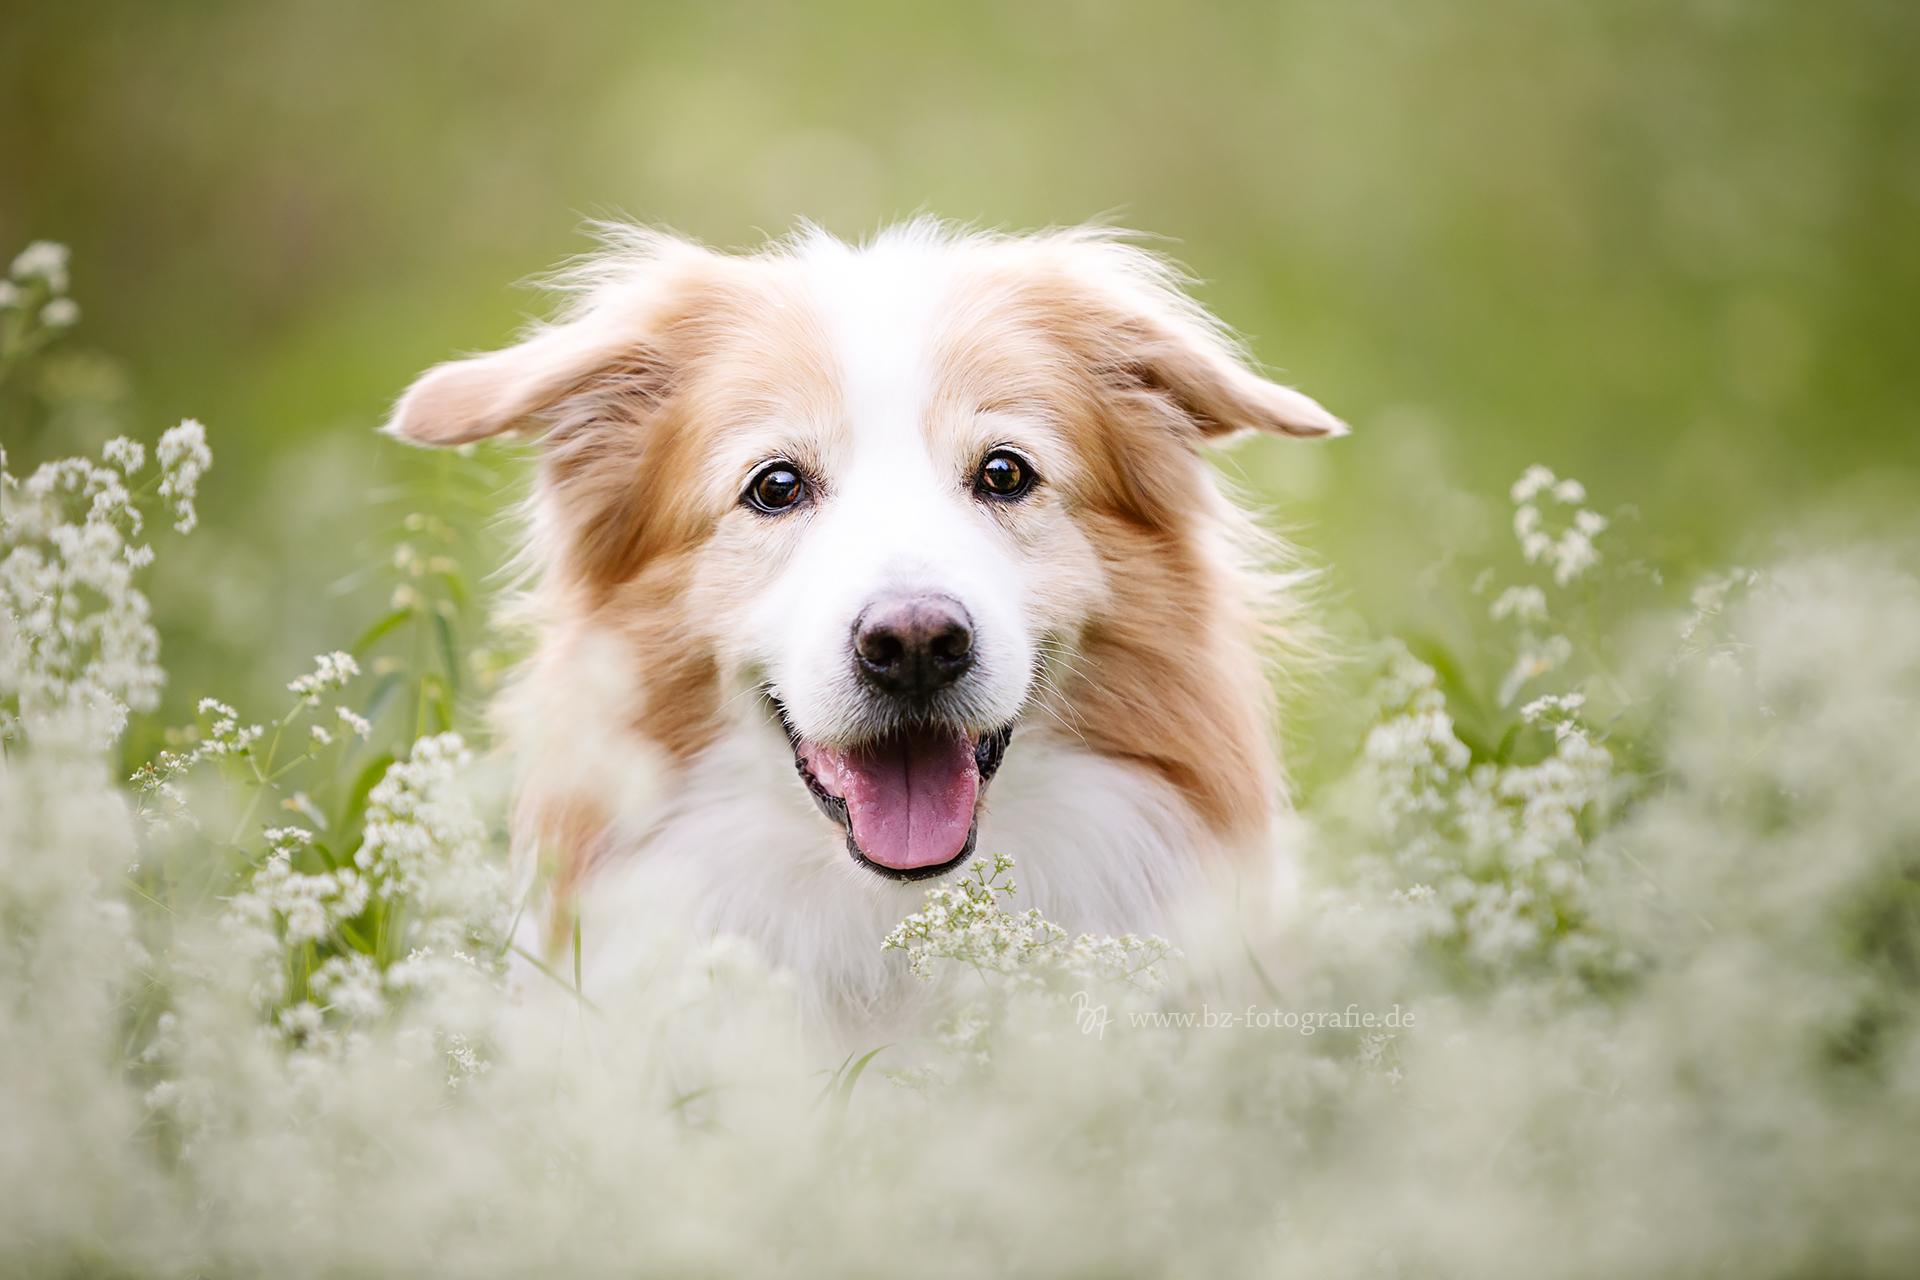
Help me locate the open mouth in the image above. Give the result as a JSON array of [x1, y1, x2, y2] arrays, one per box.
[[774, 701, 1013, 881]]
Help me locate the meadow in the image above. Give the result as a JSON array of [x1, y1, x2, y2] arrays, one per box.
[[4, 3, 1920, 1274], [6, 237, 1920, 1276]]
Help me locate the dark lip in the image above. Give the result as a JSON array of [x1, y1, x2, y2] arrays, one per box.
[[771, 698, 1014, 882]]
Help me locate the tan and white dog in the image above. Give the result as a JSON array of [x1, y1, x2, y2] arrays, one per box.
[[386, 222, 1343, 1024]]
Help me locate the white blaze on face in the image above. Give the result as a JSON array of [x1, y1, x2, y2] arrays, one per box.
[[744, 232, 1037, 748]]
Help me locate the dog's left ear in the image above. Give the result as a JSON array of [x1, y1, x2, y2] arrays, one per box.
[[1113, 312, 1347, 442], [1042, 235, 1347, 442]]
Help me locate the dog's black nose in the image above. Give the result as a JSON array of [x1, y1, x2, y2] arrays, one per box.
[[854, 594, 974, 698]]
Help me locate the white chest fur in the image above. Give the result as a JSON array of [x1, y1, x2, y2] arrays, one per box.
[[550, 711, 1210, 1028]]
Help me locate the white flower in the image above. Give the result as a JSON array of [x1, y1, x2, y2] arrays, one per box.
[[10, 239, 70, 291], [1520, 692, 1590, 742], [1520, 692, 1586, 722], [442, 1032, 491, 1089], [335, 706, 372, 739], [263, 825, 316, 851], [309, 953, 388, 1023], [1549, 526, 1602, 586], [0, 436, 191, 751], [195, 697, 261, 757], [230, 851, 369, 950], [101, 438, 146, 475], [156, 419, 211, 534], [39, 297, 79, 328], [883, 853, 1175, 991], [130, 749, 192, 794], [1357, 644, 1616, 971], [276, 1001, 327, 1046], [1677, 567, 1762, 664], [1490, 585, 1549, 625], [287, 651, 359, 705], [354, 734, 511, 959], [1510, 464, 1556, 504], [1508, 465, 1607, 586]]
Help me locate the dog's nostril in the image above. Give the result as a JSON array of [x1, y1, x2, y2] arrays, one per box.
[[857, 629, 906, 671], [928, 623, 972, 669], [853, 594, 975, 696]]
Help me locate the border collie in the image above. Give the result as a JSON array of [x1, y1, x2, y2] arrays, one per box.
[[386, 222, 1343, 1025]]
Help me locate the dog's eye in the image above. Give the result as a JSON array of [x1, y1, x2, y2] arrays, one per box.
[[974, 450, 1036, 501], [745, 462, 806, 514]]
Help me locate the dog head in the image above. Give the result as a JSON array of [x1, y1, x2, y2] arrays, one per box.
[[387, 223, 1342, 881]]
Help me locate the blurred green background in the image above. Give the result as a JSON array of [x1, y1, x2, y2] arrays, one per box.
[[5, 0, 1917, 756]]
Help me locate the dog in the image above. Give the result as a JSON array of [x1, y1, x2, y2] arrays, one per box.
[[385, 221, 1344, 1027]]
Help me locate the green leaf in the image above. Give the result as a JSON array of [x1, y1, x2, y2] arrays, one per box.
[[1402, 632, 1501, 761], [337, 919, 374, 956], [422, 673, 453, 734], [335, 751, 396, 839], [349, 607, 413, 657], [433, 568, 471, 608], [824, 1045, 889, 1119], [433, 610, 461, 697]]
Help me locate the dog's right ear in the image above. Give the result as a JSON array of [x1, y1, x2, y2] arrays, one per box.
[[383, 318, 643, 447], [384, 227, 716, 447]]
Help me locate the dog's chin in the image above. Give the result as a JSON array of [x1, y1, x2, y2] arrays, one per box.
[[771, 699, 1013, 882]]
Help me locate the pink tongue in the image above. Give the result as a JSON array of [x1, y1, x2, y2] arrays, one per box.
[[802, 728, 979, 870]]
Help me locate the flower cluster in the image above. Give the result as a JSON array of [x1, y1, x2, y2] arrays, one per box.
[[194, 696, 263, 757], [209, 732, 510, 1057], [223, 842, 372, 1013], [355, 732, 512, 958], [287, 650, 359, 705], [131, 652, 374, 816], [1676, 564, 1763, 673], [1, 438, 180, 750], [884, 853, 1176, 991], [1510, 464, 1608, 587], [1354, 642, 1619, 974], [10, 251, 1920, 1275], [9, 240, 71, 292], [1488, 465, 1615, 705], [0, 239, 78, 330], [251, 830, 370, 946], [154, 418, 211, 534]]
